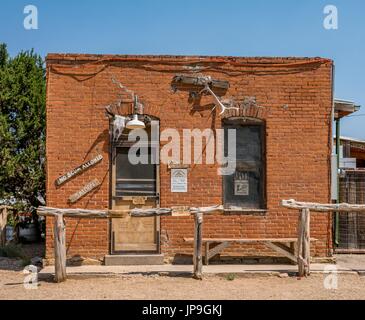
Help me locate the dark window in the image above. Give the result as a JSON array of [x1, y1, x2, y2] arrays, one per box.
[[223, 119, 266, 209], [114, 122, 159, 198], [115, 146, 156, 197]]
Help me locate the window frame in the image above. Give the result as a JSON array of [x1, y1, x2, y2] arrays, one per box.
[[222, 117, 267, 211], [110, 117, 160, 202], [114, 145, 157, 197]]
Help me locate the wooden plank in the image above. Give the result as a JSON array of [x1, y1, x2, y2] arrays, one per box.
[[193, 212, 203, 280], [68, 179, 101, 204], [55, 154, 103, 186], [113, 204, 157, 252], [190, 205, 224, 214], [183, 237, 318, 243], [264, 242, 297, 264], [130, 208, 172, 217], [171, 75, 230, 90], [282, 199, 365, 212], [37, 207, 109, 218], [335, 249, 365, 254], [207, 242, 230, 261], [297, 209, 305, 277], [297, 208, 310, 277], [54, 214, 66, 283], [304, 208, 311, 275], [37, 205, 223, 219]]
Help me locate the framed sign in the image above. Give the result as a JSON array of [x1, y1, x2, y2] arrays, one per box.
[[234, 172, 249, 196], [171, 169, 188, 193], [234, 179, 249, 196]]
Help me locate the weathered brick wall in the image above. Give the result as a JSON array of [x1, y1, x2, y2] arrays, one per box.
[[45, 54, 333, 262]]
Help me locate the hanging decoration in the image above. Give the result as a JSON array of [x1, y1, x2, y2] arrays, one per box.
[[113, 115, 126, 141], [171, 74, 237, 115]]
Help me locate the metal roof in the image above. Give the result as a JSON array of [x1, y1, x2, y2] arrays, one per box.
[[334, 99, 361, 119]]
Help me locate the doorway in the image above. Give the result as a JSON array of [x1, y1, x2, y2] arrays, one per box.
[[110, 118, 160, 254]]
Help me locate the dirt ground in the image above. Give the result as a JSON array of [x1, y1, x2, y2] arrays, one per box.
[[1, 269, 365, 300], [1, 244, 365, 300]]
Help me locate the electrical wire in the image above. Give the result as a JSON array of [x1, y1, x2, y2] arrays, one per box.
[[48, 55, 331, 80]]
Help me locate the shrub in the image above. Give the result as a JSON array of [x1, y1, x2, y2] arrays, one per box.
[[225, 273, 236, 281], [0, 243, 24, 258]]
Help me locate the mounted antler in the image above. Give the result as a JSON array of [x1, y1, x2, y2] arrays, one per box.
[[199, 84, 239, 115], [111, 77, 135, 101], [171, 74, 237, 115]]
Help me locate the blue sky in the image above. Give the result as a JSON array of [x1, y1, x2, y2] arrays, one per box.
[[1, 0, 364, 139]]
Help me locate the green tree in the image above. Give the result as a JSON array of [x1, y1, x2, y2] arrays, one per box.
[[0, 43, 46, 212]]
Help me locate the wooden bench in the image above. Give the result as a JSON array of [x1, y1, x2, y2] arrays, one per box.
[[184, 237, 318, 265]]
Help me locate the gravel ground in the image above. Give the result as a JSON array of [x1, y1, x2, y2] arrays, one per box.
[[1, 269, 365, 300]]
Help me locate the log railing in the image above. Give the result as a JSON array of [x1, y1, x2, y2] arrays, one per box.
[[281, 199, 365, 277], [37, 200, 365, 282], [37, 205, 223, 282]]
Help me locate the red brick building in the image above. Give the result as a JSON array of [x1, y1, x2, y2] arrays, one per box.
[[45, 54, 334, 265]]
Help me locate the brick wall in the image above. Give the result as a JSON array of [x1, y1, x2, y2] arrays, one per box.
[[45, 54, 333, 262]]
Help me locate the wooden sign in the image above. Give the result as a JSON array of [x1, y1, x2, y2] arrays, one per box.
[[56, 154, 103, 186], [171, 206, 190, 217], [132, 197, 147, 205], [68, 179, 101, 204]]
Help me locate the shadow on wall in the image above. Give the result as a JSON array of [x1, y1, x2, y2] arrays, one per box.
[[84, 129, 109, 161]]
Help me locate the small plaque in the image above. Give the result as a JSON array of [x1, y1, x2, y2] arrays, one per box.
[[132, 197, 147, 205], [171, 206, 190, 216], [171, 169, 188, 193], [234, 180, 249, 196], [234, 172, 249, 196]]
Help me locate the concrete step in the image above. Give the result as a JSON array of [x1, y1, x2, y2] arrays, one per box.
[[104, 254, 164, 266]]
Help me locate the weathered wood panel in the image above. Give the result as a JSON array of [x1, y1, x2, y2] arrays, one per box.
[[193, 212, 203, 280], [55, 154, 103, 186], [54, 214, 66, 283]]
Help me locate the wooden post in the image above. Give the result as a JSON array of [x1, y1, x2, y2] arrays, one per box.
[[193, 212, 203, 280], [0, 207, 8, 247], [297, 208, 310, 277], [304, 208, 311, 275], [54, 214, 67, 283]]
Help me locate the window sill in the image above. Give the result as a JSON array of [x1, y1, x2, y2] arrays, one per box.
[[223, 208, 267, 216]]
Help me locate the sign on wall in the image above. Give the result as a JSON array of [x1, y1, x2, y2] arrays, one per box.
[[171, 169, 188, 193], [56, 154, 103, 186], [234, 172, 249, 196], [68, 179, 101, 204]]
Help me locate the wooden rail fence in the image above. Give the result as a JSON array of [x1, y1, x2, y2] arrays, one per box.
[[37, 200, 365, 282], [37, 205, 223, 282], [282, 199, 365, 276]]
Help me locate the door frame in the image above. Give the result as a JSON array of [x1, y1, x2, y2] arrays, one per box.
[[108, 116, 161, 255]]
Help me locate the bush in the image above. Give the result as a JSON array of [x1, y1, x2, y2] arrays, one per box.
[[21, 257, 32, 267], [0, 243, 24, 258], [225, 273, 236, 281]]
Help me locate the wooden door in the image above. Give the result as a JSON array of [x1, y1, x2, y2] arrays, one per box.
[[111, 120, 160, 253], [112, 199, 158, 252]]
